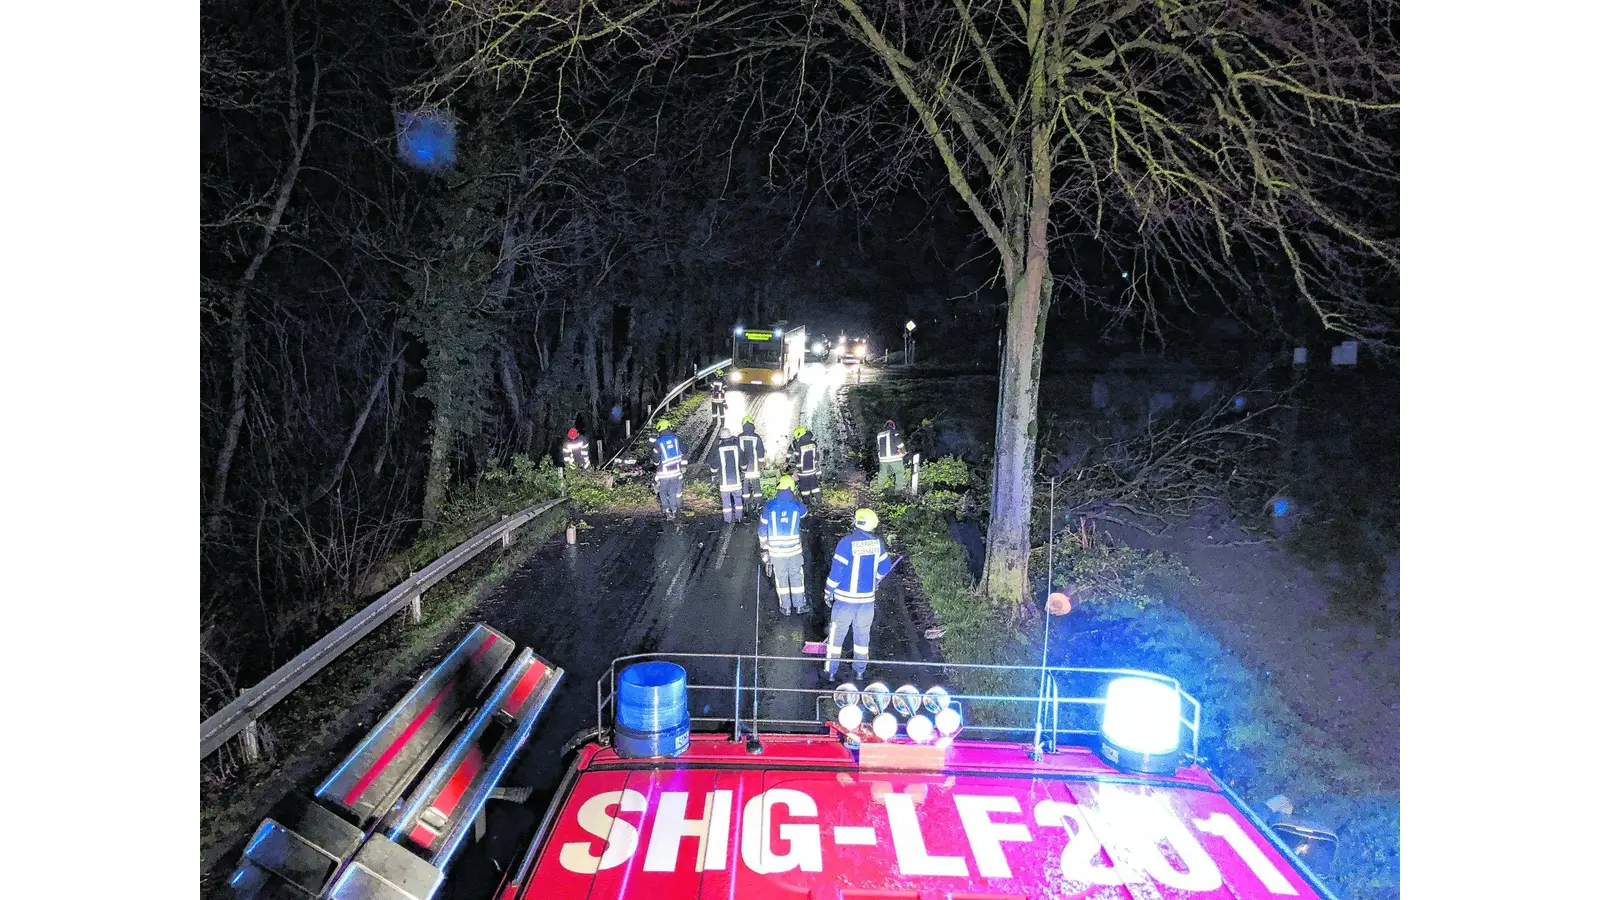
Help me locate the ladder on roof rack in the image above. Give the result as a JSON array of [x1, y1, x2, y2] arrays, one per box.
[[228, 625, 564, 900]]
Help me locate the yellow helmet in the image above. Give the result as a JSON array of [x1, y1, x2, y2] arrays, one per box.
[[656, 419, 671, 431], [793, 426, 808, 438], [854, 508, 879, 531], [777, 475, 796, 492]]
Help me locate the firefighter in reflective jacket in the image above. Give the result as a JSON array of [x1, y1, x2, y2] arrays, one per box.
[[874, 419, 908, 492], [738, 416, 766, 506], [711, 427, 745, 522], [651, 419, 685, 519], [823, 508, 898, 681], [562, 427, 591, 469], [791, 426, 821, 502], [709, 370, 727, 420], [760, 476, 809, 615]]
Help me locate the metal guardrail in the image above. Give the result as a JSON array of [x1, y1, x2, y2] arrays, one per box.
[[201, 496, 569, 759], [601, 357, 731, 469]]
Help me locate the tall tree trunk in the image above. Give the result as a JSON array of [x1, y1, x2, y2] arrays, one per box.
[[300, 350, 395, 513], [205, 57, 321, 539], [421, 408, 453, 527], [979, 119, 1054, 604], [582, 323, 601, 430], [499, 346, 528, 451]]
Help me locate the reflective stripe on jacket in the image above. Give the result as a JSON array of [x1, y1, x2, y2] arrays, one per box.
[[794, 437, 819, 476], [714, 439, 743, 490], [826, 528, 893, 601], [759, 491, 808, 557], [653, 433, 684, 479], [739, 427, 765, 476], [876, 429, 904, 462], [563, 438, 590, 466]]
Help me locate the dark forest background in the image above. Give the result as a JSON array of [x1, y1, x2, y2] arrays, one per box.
[[202, 0, 1396, 719]]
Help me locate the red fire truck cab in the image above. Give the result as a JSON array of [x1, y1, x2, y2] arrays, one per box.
[[494, 653, 1339, 900]]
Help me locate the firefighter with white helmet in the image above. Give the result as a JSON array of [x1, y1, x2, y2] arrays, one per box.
[[562, 427, 591, 469], [822, 507, 899, 681], [651, 419, 685, 519], [711, 427, 745, 523], [791, 425, 821, 502], [759, 475, 809, 615]]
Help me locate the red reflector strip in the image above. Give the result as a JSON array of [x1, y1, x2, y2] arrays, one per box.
[[497, 884, 520, 900], [408, 745, 486, 849], [341, 633, 499, 807], [501, 660, 549, 719], [470, 632, 500, 664], [344, 681, 453, 806]]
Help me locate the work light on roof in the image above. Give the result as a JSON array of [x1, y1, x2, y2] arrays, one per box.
[[891, 685, 921, 717], [774, 328, 784, 337], [833, 683, 860, 708], [1099, 676, 1183, 775], [734, 325, 744, 335], [871, 712, 898, 741], [905, 713, 934, 744], [861, 683, 891, 715], [837, 704, 864, 732]]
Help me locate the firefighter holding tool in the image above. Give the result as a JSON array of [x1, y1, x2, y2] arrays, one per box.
[[822, 508, 900, 681]]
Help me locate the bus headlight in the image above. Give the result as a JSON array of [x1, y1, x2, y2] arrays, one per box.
[[812, 342, 824, 354], [730, 372, 742, 382], [1099, 676, 1182, 775]]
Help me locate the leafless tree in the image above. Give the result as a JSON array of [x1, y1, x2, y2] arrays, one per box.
[[433, 0, 1397, 605]]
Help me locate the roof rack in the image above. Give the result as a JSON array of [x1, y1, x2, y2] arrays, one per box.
[[595, 652, 1201, 761]]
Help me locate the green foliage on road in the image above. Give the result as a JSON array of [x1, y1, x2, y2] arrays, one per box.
[[566, 470, 658, 513]]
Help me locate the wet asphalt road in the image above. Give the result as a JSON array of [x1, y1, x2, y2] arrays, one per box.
[[445, 362, 924, 898]]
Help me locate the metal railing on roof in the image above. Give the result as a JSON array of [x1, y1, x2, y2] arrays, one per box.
[[593, 652, 1202, 762]]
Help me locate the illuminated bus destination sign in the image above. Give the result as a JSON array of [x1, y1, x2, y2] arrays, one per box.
[[526, 768, 1320, 898], [740, 331, 774, 341]]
